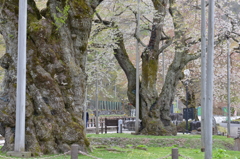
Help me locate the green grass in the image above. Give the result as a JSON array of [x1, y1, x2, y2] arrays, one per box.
[[0, 147, 239, 159], [79, 147, 239, 159], [87, 133, 233, 141], [87, 133, 236, 158], [232, 118, 240, 121], [0, 134, 237, 158]]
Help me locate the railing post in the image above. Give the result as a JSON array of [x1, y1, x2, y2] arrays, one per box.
[[71, 144, 78, 159], [90, 118, 92, 127], [172, 148, 178, 159], [105, 118, 107, 134], [101, 123, 103, 134], [120, 124, 122, 133]]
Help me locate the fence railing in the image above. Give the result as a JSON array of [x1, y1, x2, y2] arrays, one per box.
[[87, 117, 135, 128]]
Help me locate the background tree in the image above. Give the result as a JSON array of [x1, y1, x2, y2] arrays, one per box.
[[86, 23, 128, 103], [95, 0, 200, 135], [0, 0, 103, 155], [95, 0, 240, 135]]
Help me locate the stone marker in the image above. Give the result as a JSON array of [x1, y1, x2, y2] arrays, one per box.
[[234, 137, 240, 151], [71, 144, 78, 159]]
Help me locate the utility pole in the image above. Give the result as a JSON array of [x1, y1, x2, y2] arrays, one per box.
[[185, 82, 189, 134], [184, 69, 190, 134], [95, 67, 99, 134], [135, 0, 140, 134], [205, 0, 215, 158], [14, 0, 27, 152], [84, 87, 87, 134], [201, 0, 206, 152], [162, 41, 165, 83], [7, 0, 31, 157], [227, 37, 231, 137]]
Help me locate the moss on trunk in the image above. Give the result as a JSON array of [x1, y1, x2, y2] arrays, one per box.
[[0, 0, 101, 156]]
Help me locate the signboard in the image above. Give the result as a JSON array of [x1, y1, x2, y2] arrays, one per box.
[[183, 108, 195, 120]]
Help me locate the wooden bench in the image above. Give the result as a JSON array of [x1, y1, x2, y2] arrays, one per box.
[[104, 118, 119, 134]]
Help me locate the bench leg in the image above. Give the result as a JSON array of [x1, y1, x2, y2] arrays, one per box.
[[101, 123, 103, 134]]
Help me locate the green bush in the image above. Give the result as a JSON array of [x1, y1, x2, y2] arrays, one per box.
[[176, 121, 191, 132]]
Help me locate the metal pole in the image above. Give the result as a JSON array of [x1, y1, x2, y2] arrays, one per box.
[[227, 38, 231, 136], [176, 96, 179, 112], [84, 87, 87, 133], [205, 0, 214, 158], [115, 80, 117, 99], [135, 0, 140, 133], [201, 0, 206, 152], [95, 70, 99, 134], [14, 0, 27, 152], [162, 42, 165, 83], [186, 83, 188, 134]]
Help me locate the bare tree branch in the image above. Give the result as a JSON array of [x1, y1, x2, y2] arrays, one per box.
[[126, 4, 148, 48], [157, 39, 172, 55]]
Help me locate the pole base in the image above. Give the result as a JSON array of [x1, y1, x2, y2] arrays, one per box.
[[7, 151, 31, 158]]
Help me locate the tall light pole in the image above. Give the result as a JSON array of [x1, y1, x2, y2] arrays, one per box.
[[201, 0, 206, 152], [14, 0, 27, 152], [84, 87, 87, 134], [83, 56, 88, 134], [7, 0, 31, 157], [184, 69, 190, 134], [205, 0, 215, 158], [135, 0, 140, 133], [227, 37, 231, 136], [95, 66, 99, 134], [162, 41, 165, 83], [185, 81, 189, 134]]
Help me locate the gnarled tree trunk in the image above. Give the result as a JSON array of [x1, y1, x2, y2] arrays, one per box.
[[113, 0, 200, 135], [0, 0, 102, 155]]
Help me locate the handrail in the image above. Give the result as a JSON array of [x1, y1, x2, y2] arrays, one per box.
[[87, 117, 135, 128]]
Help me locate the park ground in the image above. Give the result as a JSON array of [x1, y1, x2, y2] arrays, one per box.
[[84, 133, 239, 159], [0, 133, 238, 159], [0, 116, 239, 158]]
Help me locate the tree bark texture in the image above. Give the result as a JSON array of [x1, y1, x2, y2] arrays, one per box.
[[0, 0, 102, 155], [113, 0, 200, 135]]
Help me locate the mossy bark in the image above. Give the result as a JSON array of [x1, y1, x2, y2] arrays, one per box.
[[113, 0, 201, 136], [0, 0, 102, 155]]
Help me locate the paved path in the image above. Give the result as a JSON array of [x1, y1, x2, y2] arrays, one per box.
[[219, 123, 240, 137], [198, 116, 240, 124], [0, 140, 4, 146], [220, 123, 240, 128]]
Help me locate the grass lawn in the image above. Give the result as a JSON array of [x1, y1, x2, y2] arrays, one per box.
[[87, 133, 232, 140], [0, 147, 238, 159], [78, 147, 240, 159], [85, 133, 239, 159], [87, 133, 235, 150], [0, 134, 239, 158]]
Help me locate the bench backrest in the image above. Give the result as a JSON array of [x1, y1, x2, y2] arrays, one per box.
[[105, 118, 119, 133], [105, 118, 118, 126]]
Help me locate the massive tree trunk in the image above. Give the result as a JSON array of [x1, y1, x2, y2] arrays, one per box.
[[113, 0, 200, 135], [0, 0, 102, 155]]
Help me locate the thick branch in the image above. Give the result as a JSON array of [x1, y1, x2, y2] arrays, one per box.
[[157, 39, 172, 56], [113, 32, 137, 105], [186, 53, 201, 63]]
